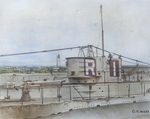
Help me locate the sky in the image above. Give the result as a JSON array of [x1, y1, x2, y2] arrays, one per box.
[[0, 0, 150, 66]]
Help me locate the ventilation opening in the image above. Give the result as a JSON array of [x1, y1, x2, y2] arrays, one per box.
[[71, 71, 75, 75]]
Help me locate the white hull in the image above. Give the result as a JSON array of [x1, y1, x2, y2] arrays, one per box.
[[1, 94, 150, 119]]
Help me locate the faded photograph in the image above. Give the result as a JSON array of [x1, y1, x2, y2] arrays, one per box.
[[0, 0, 150, 119]]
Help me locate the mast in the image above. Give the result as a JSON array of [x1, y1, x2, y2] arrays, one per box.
[[100, 5, 104, 57]]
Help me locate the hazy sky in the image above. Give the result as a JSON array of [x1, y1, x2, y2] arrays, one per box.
[[0, 0, 150, 66]]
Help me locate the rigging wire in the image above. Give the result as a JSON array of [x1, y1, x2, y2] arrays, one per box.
[[1, 60, 65, 64], [103, 12, 132, 32], [92, 45, 150, 66], [0, 10, 148, 42], [0, 10, 149, 66], [103, 12, 149, 41], [0, 12, 99, 26], [86, 49, 141, 66], [1, 45, 149, 66], [0, 46, 86, 57]]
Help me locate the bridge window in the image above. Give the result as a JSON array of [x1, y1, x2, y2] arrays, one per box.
[[71, 71, 75, 75]]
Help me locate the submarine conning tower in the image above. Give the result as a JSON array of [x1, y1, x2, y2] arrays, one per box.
[[66, 56, 122, 83]]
